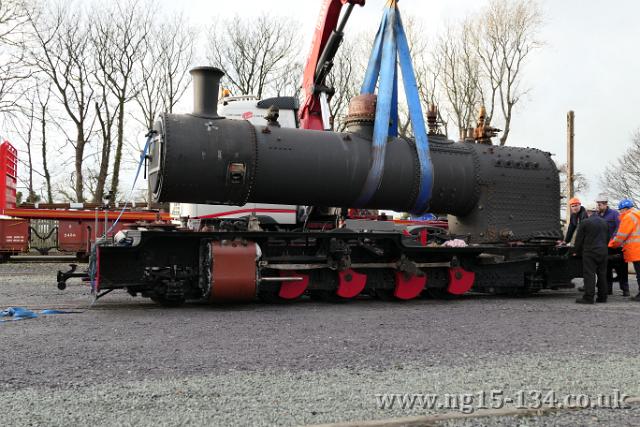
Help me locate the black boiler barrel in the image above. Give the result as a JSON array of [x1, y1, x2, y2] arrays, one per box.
[[147, 113, 561, 242], [148, 113, 480, 215]]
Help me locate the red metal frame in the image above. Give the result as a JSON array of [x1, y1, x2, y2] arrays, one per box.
[[3, 208, 170, 221], [0, 141, 18, 210]]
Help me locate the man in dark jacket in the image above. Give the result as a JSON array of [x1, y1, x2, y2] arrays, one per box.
[[597, 198, 620, 237], [596, 197, 630, 296], [574, 205, 610, 304], [565, 197, 589, 243]]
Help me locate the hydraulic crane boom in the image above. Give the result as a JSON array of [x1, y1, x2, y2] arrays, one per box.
[[298, 0, 365, 130]]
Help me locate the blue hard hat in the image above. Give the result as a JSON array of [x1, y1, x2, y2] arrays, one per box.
[[618, 198, 634, 210]]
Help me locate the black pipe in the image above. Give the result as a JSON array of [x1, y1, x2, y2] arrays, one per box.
[[190, 66, 224, 118]]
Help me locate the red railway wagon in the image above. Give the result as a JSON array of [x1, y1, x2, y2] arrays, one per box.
[[6, 209, 171, 259], [0, 217, 29, 261], [57, 219, 128, 257]]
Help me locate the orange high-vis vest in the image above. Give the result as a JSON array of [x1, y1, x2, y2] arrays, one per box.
[[609, 208, 640, 262]]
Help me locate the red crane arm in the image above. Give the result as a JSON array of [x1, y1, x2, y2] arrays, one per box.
[[299, 0, 365, 131]]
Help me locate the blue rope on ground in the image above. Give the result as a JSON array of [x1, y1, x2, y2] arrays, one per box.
[[1, 307, 78, 322], [1, 307, 38, 321]]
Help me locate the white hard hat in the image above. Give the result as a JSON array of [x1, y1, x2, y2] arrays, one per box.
[[596, 193, 608, 203], [585, 202, 598, 212]]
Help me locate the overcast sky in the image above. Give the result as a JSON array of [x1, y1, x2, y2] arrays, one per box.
[[160, 0, 640, 203]]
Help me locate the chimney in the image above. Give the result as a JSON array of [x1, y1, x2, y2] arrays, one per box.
[[190, 66, 225, 118]]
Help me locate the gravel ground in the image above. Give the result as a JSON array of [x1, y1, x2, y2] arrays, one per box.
[[1, 261, 640, 426], [440, 405, 640, 427]]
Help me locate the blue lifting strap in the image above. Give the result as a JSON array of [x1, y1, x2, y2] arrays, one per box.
[[355, 1, 433, 213]]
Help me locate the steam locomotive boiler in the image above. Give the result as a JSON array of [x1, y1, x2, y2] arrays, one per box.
[[150, 67, 561, 243], [58, 67, 579, 306]]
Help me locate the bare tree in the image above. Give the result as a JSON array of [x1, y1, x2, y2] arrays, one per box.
[[428, 1, 542, 144], [91, 0, 151, 200], [396, 15, 446, 140], [36, 81, 53, 202], [600, 130, 640, 203], [414, 36, 446, 137], [8, 80, 55, 202], [136, 13, 196, 130], [92, 70, 118, 203], [10, 91, 38, 202], [0, 0, 28, 41], [27, 3, 95, 202], [156, 16, 195, 115], [433, 23, 482, 140], [471, 0, 542, 145], [272, 59, 303, 100], [326, 37, 367, 132], [206, 14, 300, 99], [416, 61, 449, 139], [557, 163, 589, 200], [0, 0, 32, 116]]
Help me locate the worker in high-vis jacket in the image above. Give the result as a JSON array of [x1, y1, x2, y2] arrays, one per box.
[[608, 198, 640, 301], [597, 196, 629, 296]]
